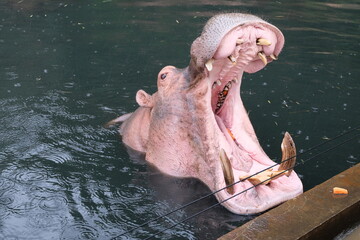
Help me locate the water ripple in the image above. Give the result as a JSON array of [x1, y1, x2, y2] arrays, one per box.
[[60, 224, 100, 240], [27, 213, 67, 229], [44, 150, 73, 164], [114, 184, 152, 202], [39, 195, 68, 212], [14, 170, 48, 184], [0, 195, 15, 206], [0, 178, 15, 191]]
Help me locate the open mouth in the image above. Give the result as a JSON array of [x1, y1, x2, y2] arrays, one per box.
[[111, 13, 304, 215], [208, 41, 293, 188], [190, 14, 303, 214]]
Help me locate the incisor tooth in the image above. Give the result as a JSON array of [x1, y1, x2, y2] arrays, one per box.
[[228, 55, 236, 64], [256, 38, 271, 46], [258, 52, 268, 66], [205, 58, 214, 71], [216, 80, 221, 86], [220, 149, 235, 195], [270, 54, 278, 60], [236, 38, 244, 45]]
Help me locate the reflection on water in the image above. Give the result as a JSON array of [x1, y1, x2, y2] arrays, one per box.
[[0, 0, 359, 239]]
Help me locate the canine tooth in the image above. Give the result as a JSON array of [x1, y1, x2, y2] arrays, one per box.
[[236, 38, 244, 45], [279, 132, 296, 176], [220, 149, 235, 195], [258, 52, 268, 66], [205, 58, 214, 71], [239, 133, 296, 185], [227, 55, 236, 64], [270, 54, 278, 60], [256, 38, 271, 46], [216, 80, 222, 86]]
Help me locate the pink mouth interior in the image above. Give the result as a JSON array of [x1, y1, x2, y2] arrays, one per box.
[[205, 24, 302, 214], [209, 23, 281, 171]]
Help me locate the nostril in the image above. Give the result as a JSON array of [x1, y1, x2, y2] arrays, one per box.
[[160, 73, 167, 80]]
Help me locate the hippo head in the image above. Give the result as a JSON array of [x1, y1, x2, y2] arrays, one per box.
[[111, 13, 303, 214]]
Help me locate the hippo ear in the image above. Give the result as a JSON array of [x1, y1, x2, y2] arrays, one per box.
[[136, 90, 153, 108]]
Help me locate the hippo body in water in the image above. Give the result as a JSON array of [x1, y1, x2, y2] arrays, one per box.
[[108, 13, 303, 215]]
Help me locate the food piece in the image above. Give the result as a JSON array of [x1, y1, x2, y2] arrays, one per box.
[[332, 187, 348, 195]]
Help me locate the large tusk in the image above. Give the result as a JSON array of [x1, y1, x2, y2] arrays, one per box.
[[256, 38, 271, 46], [220, 149, 235, 195], [239, 132, 297, 185], [258, 52, 267, 66], [279, 132, 296, 176]]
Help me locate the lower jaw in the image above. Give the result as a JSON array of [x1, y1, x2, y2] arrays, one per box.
[[214, 174, 303, 215], [211, 129, 303, 214]]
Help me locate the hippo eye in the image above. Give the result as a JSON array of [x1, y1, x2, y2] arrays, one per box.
[[160, 73, 167, 80]]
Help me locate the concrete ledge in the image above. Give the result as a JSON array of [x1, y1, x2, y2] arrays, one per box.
[[219, 163, 360, 240]]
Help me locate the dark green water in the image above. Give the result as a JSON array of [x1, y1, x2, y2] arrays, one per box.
[[0, 1, 359, 239]]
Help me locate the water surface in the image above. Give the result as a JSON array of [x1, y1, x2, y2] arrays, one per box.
[[0, 0, 359, 239]]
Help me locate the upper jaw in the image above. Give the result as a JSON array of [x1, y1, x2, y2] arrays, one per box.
[[190, 13, 284, 76]]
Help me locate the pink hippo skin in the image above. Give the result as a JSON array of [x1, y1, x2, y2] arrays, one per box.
[[109, 13, 303, 214]]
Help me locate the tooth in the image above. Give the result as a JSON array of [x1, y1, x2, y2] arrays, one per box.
[[270, 54, 278, 60], [220, 149, 235, 195], [232, 79, 238, 83], [236, 38, 244, 45], [279, 132, 296, 176], [240, 171, 272, 185], [256, 38, 271, 46], [205, 58, 214, 71], [258, 52, 268, 66], [239, 133, 296, 185], [216, 80, 221, 86], [227, 55, 236, 64]]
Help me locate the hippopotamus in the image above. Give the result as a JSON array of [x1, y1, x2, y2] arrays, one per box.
[[108, 13, 303, 214]]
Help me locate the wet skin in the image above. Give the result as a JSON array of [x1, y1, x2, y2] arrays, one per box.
[[108, 13, 303, 214]]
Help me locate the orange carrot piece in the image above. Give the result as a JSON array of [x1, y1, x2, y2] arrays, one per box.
[[333, 187, 348, 195], [226, 128, 236, 141]]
